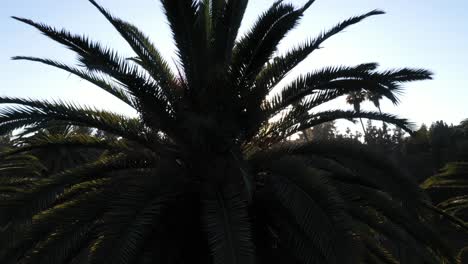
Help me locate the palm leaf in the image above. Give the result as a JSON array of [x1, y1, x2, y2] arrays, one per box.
[[255, 10, 385, 94], [202, 187, 255, 264], [88, 0, 179, 103], [12, 17, 175, 130], [0, 97, 152, 147], [160, 0, 199, 90], [89, 178, 172, 264], [11, 56, 136, 108]]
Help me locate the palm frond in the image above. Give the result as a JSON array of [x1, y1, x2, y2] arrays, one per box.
[[0, 97, 152, 147], [202, 187, 255, 264], [213, 0, 248, 66], [420, 163, 468, 254], [230, 1, 295, 87], [241, 1, 314, 83], [1, 134, 132, 159], [257, 189, 334, 264], [265, 156, 362, 261], [12, 17, 175, 130], [268, 171, 354, 263], [0, 153, 44, 180], [12, 56, 136, 108], [353, 185, 457, 263], [438, 195, 468, 213], [0, 152, 159, 226], [362, 238, 399, 264], [249, 141, 426, 205], [20, 222, 93, 264], [349, 204, 439, 263], [2, 184, 115, 264], [88, 0, 179, 103], [422, 202, 468, 233], [160, 0, 199, 90], [263, 65, 432, 120], [422, 162, 468, 189], [89, 177, 173, 264], [255, 10, 385, 93], [234, 1, 315, 102]]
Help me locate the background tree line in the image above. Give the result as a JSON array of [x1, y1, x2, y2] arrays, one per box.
[[298, 119, 468, 181]]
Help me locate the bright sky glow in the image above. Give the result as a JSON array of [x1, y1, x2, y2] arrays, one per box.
[[1, 0, 467, 130]]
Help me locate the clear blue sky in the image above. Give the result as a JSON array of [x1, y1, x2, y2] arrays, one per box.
[[1, 0, 467, 129]]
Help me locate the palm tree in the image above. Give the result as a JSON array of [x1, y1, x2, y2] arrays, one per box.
[[366, 91, 384, 113], [366, 90, 389, 128], [0, 1, 458, 263], [346, 90, 368, 139]]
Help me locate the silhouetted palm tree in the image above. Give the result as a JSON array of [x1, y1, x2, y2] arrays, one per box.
[[0, 1, 456, 263], [346, 90, 368, 137], [366, 91, 383, 113], [366, 90, 387, 127]]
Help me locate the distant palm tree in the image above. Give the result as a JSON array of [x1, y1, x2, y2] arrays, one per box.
[[367, 91, 390, 129], [0, 1, 456, 263], [366, 91, 383, 113], [346, 90, 368, 137]]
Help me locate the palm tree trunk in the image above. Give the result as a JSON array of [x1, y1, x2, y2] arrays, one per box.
[[378, 105, 386, 127], [359, 118, 367, 141]]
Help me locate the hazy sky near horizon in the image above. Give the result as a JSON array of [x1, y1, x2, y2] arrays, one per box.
[[0, 0, 467, 130]]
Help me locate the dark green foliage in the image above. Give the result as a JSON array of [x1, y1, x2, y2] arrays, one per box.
[[202, 188, 254, 264], [423, 162, 468, 262], [0, 0, 453, 263]]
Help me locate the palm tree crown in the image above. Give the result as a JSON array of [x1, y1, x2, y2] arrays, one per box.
[[0, 1, 459, 264]]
